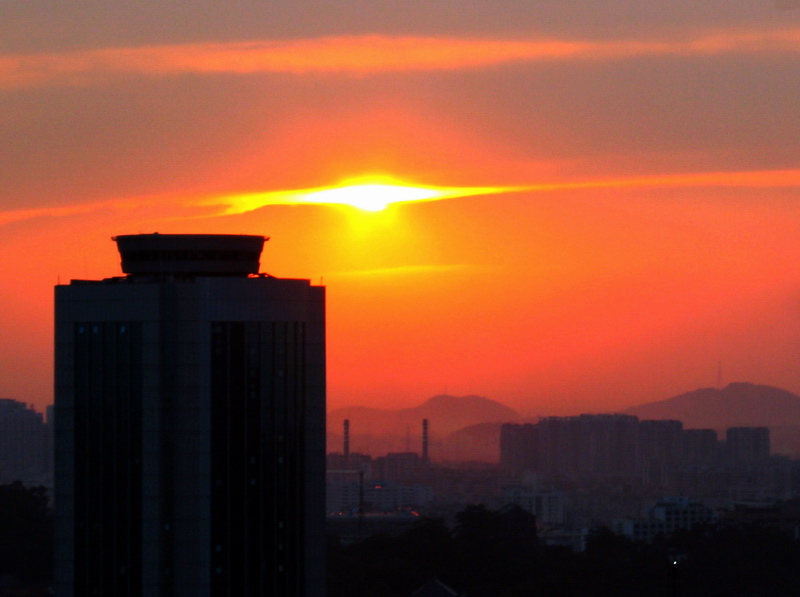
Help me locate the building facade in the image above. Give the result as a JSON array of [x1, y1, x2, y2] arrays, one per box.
[[726, 427, 770, 463], [613, 496, 718, 543], [0, 398, 51, 486], [54, 234, 326, 597], [501, 487, 566, 527], [500, 416, 771, 482]]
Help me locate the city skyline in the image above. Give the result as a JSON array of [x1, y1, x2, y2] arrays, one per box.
[[3, 2, 800, 416]]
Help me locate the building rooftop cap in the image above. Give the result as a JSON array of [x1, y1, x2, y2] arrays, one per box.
[[113, 233, 268, 277]]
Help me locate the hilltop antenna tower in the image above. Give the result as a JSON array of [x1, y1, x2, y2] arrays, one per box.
[[343, 419, 350, 459], [422, 419, 429, 463]]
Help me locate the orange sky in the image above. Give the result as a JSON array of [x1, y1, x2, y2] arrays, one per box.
[[2, 1, 800, 416]]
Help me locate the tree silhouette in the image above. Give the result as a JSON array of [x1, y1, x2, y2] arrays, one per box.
[[0, 481, 52, 584], [328, 506, 800, 596]]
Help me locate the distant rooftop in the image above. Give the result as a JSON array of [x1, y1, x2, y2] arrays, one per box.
[[113, 233, 267, 277]]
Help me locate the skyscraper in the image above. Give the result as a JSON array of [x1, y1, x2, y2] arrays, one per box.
[[54, 234, 326, 597]]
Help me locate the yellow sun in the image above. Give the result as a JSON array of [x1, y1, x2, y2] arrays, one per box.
[[301, 183, 443, 212], [211, 175, 519, 215]]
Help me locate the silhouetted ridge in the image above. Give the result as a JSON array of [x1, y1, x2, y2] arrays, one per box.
[[624, 382, 800, 428], [329, 394, 519, 437], [624, 382, 800, 455], [327, 395, 520, 459]]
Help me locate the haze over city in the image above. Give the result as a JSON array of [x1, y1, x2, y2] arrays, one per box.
[[3, 1, 800, 416]]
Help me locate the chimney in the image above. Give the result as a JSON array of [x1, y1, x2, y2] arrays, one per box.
[[343, 419, 350, 458]]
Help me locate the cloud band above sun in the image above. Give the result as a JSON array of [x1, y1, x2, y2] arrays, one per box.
[[2, 28, 800, 89]]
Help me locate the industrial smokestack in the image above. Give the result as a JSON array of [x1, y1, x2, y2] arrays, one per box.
[[343, 419, 350, 458], [422, 419, 429, 463]]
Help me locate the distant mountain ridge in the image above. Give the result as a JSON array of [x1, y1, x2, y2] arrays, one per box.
[[327, 383, 800, 461], [328, 394, 520, 437], [327, 394, 520, 457], [623, 382, 800, 428], [623, 382, 800, 455]]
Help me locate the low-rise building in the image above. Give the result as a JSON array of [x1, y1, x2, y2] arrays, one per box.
[[614, 496, 718, 543], [501, 486, 566, 527]]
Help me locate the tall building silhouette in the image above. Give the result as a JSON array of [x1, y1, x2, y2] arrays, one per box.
[[54, 234, 326, 597]]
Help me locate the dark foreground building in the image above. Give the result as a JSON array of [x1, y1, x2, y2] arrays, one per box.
[[54, 234, 326, 597]]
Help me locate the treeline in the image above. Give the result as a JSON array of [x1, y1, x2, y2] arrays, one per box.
[[328, 505, 800, 597], [0, 481, 52, 592]]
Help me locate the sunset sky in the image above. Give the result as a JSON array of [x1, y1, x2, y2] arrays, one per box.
[[2, 1, 800, 416]]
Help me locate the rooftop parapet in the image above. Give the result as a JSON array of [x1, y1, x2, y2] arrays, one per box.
[[113, 233, 267, 277]]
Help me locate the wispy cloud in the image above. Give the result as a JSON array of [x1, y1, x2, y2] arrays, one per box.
[[0, 200, 128, 227], [0, 193, 204, 227], [207, 179, 521, 214], [3, 167, 799, 227], [209, 168, 800, 215], [540, 168, 800, 192], [328, 264, 475, 278], [2, 28, 800, 89]]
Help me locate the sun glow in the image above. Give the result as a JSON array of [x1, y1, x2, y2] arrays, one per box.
[[209, 176, 518, 215], [302, 183, 442, 211]]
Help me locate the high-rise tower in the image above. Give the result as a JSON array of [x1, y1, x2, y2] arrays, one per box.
[[54, 234, 326, 597]]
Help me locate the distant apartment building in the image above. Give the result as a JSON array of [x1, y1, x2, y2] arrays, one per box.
[[638, 419, 684, 484], [326, 451, 434, 513], [726, 427, 770, 463], [501, 487, 566, 527], [683, 428, 720, 466], [0, 398, 51, 486], [613, 496, 718, 543], [326, 452, 373, 475], [501, 415, 668, 480], [373, 452, 428, 482], [327, 479, 433, 513], [501, 415, 640, 478], [501, 416, 771, 482]]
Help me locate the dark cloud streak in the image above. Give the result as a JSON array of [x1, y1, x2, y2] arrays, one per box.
[[1, 0, 795, 52]]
